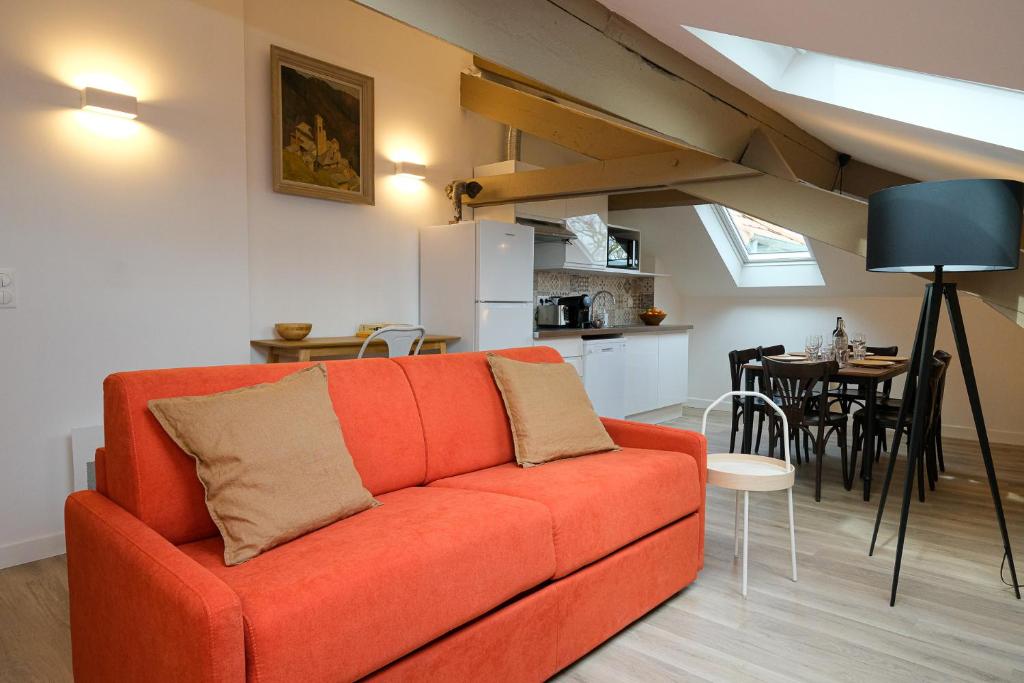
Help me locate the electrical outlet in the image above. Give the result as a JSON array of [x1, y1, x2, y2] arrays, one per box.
[[0, 268, 16, 308]]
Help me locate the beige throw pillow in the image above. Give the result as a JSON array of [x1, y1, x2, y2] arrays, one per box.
[[148, 364, 376, 565], [487, 354, 619, 467]]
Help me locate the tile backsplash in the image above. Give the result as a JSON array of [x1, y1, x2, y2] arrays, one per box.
[[534, 270, 655, 326]]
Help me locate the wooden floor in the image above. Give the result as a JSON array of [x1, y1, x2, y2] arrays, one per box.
[[1, 408, 1022, 682]]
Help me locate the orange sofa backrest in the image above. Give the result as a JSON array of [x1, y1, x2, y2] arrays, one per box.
[[394, 346, 563, 481], [101, 346, 563, 544], [103, 358, 427, 544]]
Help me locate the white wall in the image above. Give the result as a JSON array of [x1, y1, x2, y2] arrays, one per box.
[[0, 0, 251, 567], [0, 0, 503, 567], [613, 206, 1024, 444], [244, 0, 503, 345]]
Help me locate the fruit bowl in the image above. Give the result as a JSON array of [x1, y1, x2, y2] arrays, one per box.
[[639, 310, 667, 326], [274, 323, 313, 341]]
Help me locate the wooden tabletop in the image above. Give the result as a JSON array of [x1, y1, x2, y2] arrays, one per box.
[[743, 359, 909, 380], [251, 334, 460, 350]]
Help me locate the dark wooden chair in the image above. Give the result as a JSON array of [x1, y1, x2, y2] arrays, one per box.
[[852, 353, 950, 501], [728, 348, 767, 453], [728, 348, 758, 452], [762, 358, 849, 502], [827, 345, 899, 414], [757, 344, 786, 359]]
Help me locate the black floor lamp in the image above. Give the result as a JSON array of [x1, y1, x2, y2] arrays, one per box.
[[865, 178, 1023, 605]]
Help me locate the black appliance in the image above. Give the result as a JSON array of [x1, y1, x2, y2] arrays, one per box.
[[557, 294, 592, 328], [607, 232, 639, 270]]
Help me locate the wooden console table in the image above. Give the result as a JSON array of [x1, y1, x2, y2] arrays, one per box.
[[251, 334, 461, 363]]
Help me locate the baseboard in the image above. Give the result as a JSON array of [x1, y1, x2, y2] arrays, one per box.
[[625, 404, 685, 424], [0, 532, 66, 570], [941, 423, 1024, 446], [685, 397, 730, 412]]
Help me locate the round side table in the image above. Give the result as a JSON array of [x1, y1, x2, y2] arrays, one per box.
[[703, 391, 798, 596]]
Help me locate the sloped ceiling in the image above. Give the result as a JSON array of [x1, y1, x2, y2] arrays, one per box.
[[600, 0, 1024, 183]]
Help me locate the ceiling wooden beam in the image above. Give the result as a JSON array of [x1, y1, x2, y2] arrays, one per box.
[[608, 189, 704, 211], [464, 150, 760, 207], [461, 73, 680, 160]]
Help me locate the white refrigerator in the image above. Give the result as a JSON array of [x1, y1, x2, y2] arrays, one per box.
[[420, 221, 535, 353]]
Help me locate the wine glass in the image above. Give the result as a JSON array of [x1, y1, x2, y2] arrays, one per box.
[[805, 334, 822, 360], [851, 331, 867, 360]]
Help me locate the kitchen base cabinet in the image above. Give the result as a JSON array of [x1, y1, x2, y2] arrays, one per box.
[[624, 331, 689, 419], [624, 335, 660, 415]]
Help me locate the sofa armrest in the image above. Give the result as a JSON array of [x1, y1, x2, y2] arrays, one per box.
[[600, 418, 708, 569], [65, 491, 244, 683], [600, 418, 707, 486]]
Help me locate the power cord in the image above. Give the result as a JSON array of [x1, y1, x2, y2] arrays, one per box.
[[1000, 551, 1023, 588], [831, 153, 852, 195]]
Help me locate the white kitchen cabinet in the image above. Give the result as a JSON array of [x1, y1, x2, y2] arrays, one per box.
[[624, 334, 660, 415], [623, 331, 689, 417], [657, 332, 689, 406], [535, 337, 583, 378]]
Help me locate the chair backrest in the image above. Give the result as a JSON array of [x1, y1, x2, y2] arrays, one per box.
[[757, 344, 786, 359], [728, 348, 759, 392], [867, 345, 899, 397], [762, 358, 837, 427], [931, 350, 953, 428], [867, 345, 898, 356], [357, 325, 426, 359]]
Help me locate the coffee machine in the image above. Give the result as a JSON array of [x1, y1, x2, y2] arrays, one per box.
[[556, 294, 592, 328], [536, 294, 592, 328]]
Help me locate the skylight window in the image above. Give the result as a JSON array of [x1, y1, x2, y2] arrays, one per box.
[[683, 26, 1024, 152], [716, 206, 812, 263], [695, 205, 824, 288]]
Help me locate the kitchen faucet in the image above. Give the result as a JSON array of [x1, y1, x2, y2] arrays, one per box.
[[591, 290, 615, 327]]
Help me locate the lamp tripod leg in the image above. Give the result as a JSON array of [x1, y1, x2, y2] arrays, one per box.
[[943, 284, 1021, 598], [870, 283, 929, 556], [890, 276, 943, 606]]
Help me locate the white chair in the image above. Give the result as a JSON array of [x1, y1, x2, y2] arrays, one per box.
[[702, 391, 797, 597], [356, 325, 426, 359]]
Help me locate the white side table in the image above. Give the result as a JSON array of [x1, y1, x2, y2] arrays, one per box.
[[703, 391, 798, 596]]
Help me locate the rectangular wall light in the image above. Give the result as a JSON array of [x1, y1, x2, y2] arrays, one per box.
[[394, 161, 427, 179], [81, 87, 138, 119]]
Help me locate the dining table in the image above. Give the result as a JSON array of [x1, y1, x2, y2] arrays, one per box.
[[740, 357, 910, 501]]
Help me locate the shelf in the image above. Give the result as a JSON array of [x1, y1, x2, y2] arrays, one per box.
[[534, 266, 670, 278]]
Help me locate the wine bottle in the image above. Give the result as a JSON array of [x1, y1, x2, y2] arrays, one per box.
[[834, 317, 849, 364]]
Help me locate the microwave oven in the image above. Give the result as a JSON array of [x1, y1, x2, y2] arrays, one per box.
[[607, 232, 639, 270]]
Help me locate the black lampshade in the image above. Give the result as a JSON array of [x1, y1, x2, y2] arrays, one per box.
[[867, 179, 1023, 273]]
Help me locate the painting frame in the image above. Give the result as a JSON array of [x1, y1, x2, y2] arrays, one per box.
[[271, 45, 375, 205]]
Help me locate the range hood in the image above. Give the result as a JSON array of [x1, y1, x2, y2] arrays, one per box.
[[516, 216, 575, 242]]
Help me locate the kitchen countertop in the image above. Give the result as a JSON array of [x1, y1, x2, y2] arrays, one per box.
[[534, 324, 693, 339]]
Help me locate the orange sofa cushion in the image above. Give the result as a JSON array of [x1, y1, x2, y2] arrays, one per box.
[[393, 346, 564, 481], [103, 359, 427, 544], [178, 486, 556, 682], [431, 447, 701, 578]]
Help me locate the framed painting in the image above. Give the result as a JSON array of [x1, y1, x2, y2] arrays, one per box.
[[271, 45, 374, 205]]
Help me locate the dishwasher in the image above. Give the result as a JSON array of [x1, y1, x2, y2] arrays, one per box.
[[582, 337, 627, 419]]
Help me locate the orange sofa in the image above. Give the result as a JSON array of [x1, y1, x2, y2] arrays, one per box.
[[65, 346, 706, 682]]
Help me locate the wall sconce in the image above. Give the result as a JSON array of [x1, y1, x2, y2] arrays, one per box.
[[394, 161, 427, 180], [81, 87, 138, 119]]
